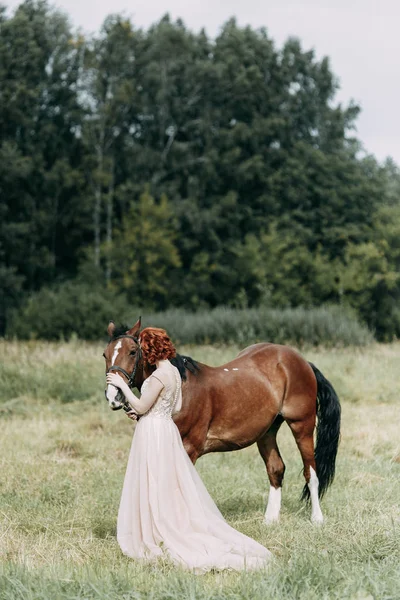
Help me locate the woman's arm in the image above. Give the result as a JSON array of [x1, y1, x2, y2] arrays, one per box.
[[106, 373, 164, 415]]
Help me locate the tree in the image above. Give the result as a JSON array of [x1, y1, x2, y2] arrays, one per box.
[[108, 189, 181, 308], [2, 7, 400, 339], [0, 1, 86, 332], [80, 15, 140, 280]]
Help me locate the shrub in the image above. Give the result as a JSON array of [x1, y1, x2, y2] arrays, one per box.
[[143, 305, 373, 347], [6, 281, 138, 341], [7, 283, 373, 347]]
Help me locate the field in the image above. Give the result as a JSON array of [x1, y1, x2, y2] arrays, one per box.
[[0, 341, 399, 600]]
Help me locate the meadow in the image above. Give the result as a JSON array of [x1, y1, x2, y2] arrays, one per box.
[[0, 340, 399, 599]]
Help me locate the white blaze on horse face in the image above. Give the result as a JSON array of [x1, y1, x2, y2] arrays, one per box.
[[265, 486, 281, 524], [106, 340, 122, 406], [308, 466, 324, 524], [111, 340, 122, 365]]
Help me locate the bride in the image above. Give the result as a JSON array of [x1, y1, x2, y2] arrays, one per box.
[[106, 327, 272, 573]]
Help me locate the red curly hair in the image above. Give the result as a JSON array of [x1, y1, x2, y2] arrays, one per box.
[[139, 327, 176, 365]]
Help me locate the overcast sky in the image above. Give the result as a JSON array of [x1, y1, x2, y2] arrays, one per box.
[[6, 0, 400, 165]]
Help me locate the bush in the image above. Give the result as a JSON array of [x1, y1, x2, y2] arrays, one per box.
[[6, 281, 138, 341], [7, 283, 373, 347], [143, 305, 373, 347]]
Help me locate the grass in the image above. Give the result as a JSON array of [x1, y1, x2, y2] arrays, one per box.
[[0, 341, 399, 599]]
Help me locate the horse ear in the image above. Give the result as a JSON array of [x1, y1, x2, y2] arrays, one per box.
[[107, 321, 116, 337], [127, 316, 141, 337]]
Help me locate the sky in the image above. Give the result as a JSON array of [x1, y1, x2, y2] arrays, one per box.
[[6, 0, 400, 165]]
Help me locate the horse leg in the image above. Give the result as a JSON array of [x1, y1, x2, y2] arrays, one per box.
[[182, 437, 202, 464], [287, 416, 323, 524], [257, 416, 285, 524]]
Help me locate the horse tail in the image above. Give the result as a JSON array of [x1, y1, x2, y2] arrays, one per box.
[[301, 363, 341, 501]]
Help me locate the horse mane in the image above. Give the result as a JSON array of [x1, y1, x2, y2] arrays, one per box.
[[171, 354, 200, 381]]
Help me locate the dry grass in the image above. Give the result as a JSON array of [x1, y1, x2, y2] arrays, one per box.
[[0, 341, 399, 599]]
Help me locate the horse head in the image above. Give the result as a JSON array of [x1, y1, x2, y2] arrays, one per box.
[[103, 317, 142, 410]]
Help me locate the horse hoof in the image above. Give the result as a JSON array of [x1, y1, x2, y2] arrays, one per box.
[[264, 515, 280, 525], [311, 514, 324, 525]]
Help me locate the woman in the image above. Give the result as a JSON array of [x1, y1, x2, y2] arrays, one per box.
[[106, 327, 272, 573]]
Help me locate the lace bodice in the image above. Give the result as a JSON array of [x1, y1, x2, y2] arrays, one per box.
[[141, 365, 181, 419]]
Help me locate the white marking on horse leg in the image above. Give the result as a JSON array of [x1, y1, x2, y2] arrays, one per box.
[[232, 368, 239, 370], [223, 368, 229, 371], [264, 486, 281, 524], [309, 466, 324, 524], [111, 340, 122, 365]]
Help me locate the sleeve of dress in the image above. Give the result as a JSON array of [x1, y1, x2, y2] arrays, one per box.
[[124, 375, 164, 415]]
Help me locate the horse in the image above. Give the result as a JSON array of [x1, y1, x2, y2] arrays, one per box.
[[103, 318, 341, 524]]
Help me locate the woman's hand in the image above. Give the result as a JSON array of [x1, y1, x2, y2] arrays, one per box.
[[106, 373, 138, 420], [106, 372, 164, 417], [125, 410, 138, 421], [106, 373, 129, 393]]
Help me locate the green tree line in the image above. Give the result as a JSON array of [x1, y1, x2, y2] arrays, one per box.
[[1, 0, 400, 339]]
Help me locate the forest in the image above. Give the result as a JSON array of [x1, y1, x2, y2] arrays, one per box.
[[1, 0, 400, 340]]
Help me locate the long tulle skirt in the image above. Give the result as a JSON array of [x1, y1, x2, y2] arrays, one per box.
[[117, 415, 272, 573]]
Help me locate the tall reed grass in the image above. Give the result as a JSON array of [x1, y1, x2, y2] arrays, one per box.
[[8, 294, 373, 346], [143, 305, 373, 347]]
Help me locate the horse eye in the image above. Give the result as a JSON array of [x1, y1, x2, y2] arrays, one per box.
[[130, 350, 136, 356]]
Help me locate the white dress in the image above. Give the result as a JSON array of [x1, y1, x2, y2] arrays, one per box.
[[117, 361, 272, 573]]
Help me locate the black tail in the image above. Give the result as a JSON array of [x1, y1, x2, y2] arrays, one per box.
[[301, 363, 341, 501]]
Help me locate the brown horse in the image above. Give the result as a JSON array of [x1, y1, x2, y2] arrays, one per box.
[[104, 318, 341, 524]]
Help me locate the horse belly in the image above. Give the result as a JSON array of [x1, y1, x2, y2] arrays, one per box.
[[203, 386, 280, 453]]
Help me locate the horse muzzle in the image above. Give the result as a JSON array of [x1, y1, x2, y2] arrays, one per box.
[[105, 386, 124, 410]]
